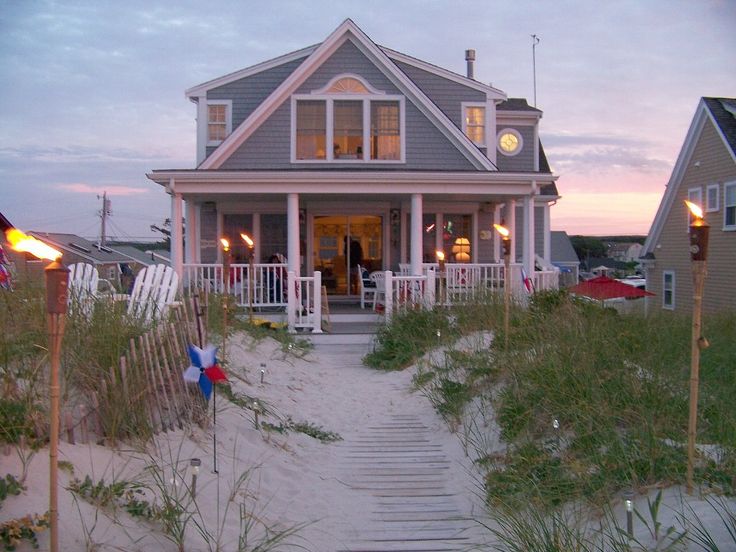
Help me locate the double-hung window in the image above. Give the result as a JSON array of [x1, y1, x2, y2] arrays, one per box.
[[663, 271, 675, 310], [725, 181, 736, 230], [462, 103, 486, 146], [687, 187, 702, 228], [207, 101, 232, 145], [292, 75, 404, 163], [706, 184, 720, 212]]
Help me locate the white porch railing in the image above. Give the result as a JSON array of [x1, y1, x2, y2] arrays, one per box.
[[383, 271, 433, 321], [183, 263, 287, 309], [287, 271, 322, 334]]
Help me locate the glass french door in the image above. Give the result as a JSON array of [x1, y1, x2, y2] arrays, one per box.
[[313, 215, 382, 295]]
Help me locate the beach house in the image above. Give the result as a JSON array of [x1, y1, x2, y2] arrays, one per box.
[[641, 97, 736, 314], [147, 19, 560, 329]]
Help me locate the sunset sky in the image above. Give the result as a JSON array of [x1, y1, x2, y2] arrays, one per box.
[[1, 1, 734, 240]]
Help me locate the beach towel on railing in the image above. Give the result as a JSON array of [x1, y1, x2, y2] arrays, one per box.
[[183, 343, 228, 400]]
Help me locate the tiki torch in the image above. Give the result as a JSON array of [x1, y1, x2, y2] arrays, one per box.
[[240, 233, 255, 324], [436, 250, 445, 305], [685, 200, 710, 495], [494, 223, 512, 350], [5, 227, 66, 552]]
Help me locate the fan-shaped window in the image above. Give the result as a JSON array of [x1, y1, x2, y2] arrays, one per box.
[[328, 77, 369, 94]]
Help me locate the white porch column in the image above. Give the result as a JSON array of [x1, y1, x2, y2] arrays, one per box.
[[522, 194, 535, 278], [287, 193, 300, 277], [170, 184, 184, 279], [185, 200, 197, 264], [507, 199, 516, 263], [543, 202, 551, 264], [410, 193, 423, 276]]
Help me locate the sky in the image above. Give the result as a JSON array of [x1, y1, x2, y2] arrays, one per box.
[[1, 1, 734, 240]]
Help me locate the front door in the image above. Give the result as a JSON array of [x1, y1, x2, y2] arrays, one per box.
[[313, 215, 382, 295]]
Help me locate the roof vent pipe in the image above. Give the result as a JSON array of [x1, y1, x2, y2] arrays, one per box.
[[465, 49, 476, 80]]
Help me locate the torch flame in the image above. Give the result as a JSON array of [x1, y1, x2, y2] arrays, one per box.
[[220, 238, 230, 252], [6, 228, 62, 261], [684, 200, 704, 221], [493, 223, 510, 238], [435, 250, 445, 261], [240, 233, 254, 248]]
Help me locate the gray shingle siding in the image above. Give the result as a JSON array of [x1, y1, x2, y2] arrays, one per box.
[[297, 39, 400, 94], [208, 57, 307, 129], [219, 39, 476, 171], [393, 61, 485, 128], [496, 126, 535, 171]]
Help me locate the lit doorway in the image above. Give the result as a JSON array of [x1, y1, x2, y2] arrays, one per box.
[[313, 215, 382, 295]]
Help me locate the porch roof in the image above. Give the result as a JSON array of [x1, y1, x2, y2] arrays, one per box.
[[147, 169, 556, 200]]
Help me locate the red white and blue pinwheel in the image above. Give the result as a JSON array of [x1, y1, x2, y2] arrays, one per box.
[[183, 343, 227, 400]]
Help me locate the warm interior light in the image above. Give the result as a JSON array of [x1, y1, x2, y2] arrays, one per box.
[[6, 228, 62, 261], [240, 233, 254, 248], [685, 200, 704, 222], [436, 250, 445, 261], [452, 237, 470, 263], [493, 224, 510, 238], [220, 238, 230, 252]]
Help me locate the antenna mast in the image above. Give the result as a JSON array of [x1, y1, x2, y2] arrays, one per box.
[[531, 34, 540, 107]]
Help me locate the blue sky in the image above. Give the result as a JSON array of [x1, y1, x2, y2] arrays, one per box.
[[1, 0, 734, 239]]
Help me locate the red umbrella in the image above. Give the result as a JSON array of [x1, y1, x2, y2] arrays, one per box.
[[569, 276, 655, 301]]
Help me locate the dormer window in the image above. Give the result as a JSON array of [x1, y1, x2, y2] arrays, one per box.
[[207, 100, 232, 146], [462, 104, 486, 146], [291, 74, 405, 163]]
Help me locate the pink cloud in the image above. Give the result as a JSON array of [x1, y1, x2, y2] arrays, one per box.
[[57, 183, 149, 196]]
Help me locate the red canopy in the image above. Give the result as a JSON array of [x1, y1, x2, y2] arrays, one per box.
[[569, 276, 655, 301]]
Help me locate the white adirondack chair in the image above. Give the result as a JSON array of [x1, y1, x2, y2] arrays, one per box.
[[67, 262, 113, 317], [127, 264, 179, 322]]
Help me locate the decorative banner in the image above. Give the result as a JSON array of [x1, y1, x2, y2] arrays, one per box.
[[184, 343, 227, 400], [521, 268, 534, 293]]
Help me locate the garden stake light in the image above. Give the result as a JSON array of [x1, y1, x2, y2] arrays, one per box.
[[260, 362, 265, 384], [190, 458, 201, 499], [5, 226, 66, 552], [494, 223, 512, 349], [241, 233, 255, 323], [624, 489, 635, 538], [685, 200, 710, 495]]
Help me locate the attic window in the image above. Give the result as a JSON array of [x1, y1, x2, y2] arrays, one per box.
[[328, 77, 369, 94], [207, 100, 232, 146]]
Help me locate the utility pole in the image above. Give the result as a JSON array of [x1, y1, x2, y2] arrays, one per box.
[[531, 34, 540, 108], [98, 192, 111, 246]]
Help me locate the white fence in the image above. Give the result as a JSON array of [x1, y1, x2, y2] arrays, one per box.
[[183, 263, 287, 308]]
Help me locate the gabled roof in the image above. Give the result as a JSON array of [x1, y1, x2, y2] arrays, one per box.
[[643, 97, 736, 255], [497, 98, 542, 113], [28, 232, 130, 264], [551, 231, 580, 264], [199, 19, 496, 172]]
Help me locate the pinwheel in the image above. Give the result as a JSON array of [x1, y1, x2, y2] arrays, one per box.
[[184, 343, 227, 400]]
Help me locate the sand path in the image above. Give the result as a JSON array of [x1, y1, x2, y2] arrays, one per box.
[[292, 343, 488, 551]]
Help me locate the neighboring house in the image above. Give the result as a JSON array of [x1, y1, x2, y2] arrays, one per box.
[[607, 242, 643, 263], [550, 231, 580, 287], [641, 97, 736, 315], [147, 19, 559, 304]]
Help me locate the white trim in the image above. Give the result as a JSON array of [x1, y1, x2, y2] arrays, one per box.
[[199, 19, 496, 171], [185, 45, 318, 98], [206, 100, 232, 147], [662, 270, 675, 310], [311, 73, 384, 95], [687, 187, 702, 231], [497, 128, 523, 157], [461, 102, 487, 147], [644, 98, 736, 255], [706, 183, 720, 212], [290, 94, 406, 164], [724, 181, 736, 230], [380, 46, 506, 99]]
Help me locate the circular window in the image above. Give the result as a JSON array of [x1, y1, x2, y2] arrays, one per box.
[[497, 128, 523, 156]]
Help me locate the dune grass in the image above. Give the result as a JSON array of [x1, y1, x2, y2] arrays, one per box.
[[370, 290, 736, 510]]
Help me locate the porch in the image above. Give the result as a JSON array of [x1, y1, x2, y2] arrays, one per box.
[[182, 261, 558, 333]]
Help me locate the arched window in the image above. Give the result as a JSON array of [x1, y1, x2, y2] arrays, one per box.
[[327, 77, 369, 94]]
